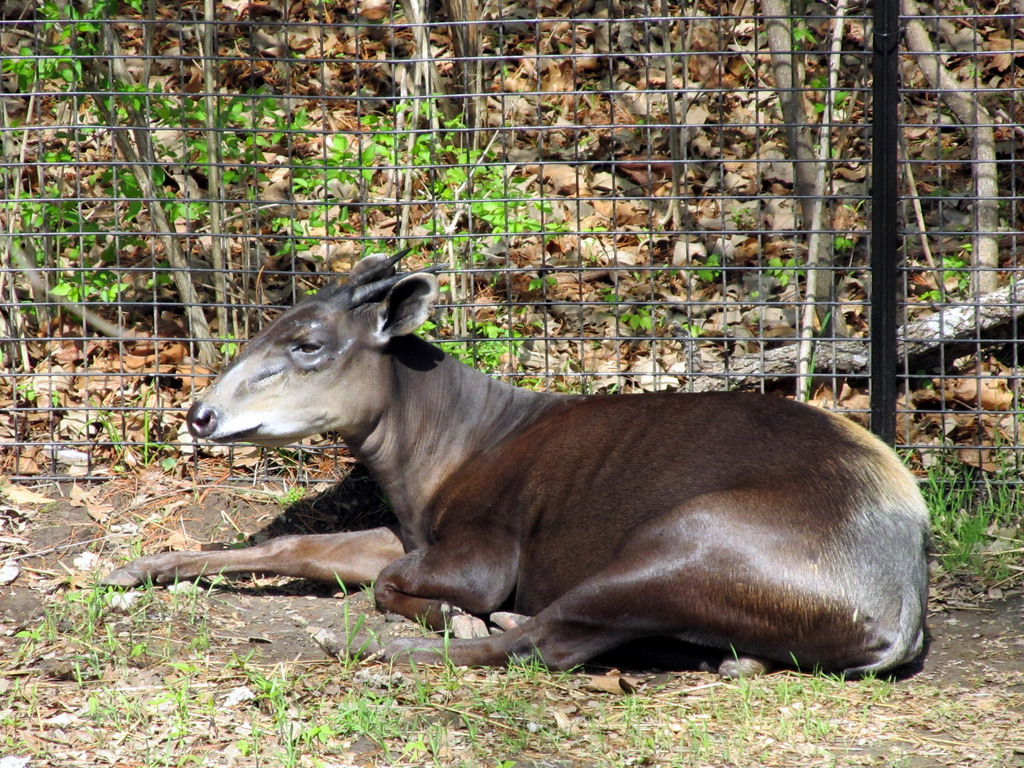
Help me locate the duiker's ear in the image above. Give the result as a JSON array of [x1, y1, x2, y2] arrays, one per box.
[[374, 273, 439, 340]]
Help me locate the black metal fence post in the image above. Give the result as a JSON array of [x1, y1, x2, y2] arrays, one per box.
[[870, 0, 902, 445]]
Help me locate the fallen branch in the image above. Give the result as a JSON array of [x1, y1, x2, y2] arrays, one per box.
[[900, 280, 1024, 359], [685, 339, 869, 393], [684, 280, 1024, 391]]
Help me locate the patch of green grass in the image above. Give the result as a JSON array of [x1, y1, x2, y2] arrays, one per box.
[[3, 470, 1022, 767], [276, 485, 307, 507], [4, 573, 1022, 767], [925, 468, 1022, 583]]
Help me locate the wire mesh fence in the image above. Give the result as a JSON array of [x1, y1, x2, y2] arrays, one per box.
[[1, 0, 1021, 485]]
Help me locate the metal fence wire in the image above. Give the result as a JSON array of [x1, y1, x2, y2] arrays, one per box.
[[0, 0, 1021, 485]]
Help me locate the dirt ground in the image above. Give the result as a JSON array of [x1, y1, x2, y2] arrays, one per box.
[[1, 472, 1023, 767], [3, 472, 1022, 683]]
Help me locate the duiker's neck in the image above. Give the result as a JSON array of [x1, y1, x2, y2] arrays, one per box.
[[347, 335, 556, 546]]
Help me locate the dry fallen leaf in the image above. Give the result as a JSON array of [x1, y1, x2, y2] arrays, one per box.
[[584, 672, 641, 695], [0, 481, 55, 504], [950, 376, 1014, 411], [552, 709, 574, 731], [958, 446, 997, 473], [87, 503, 115, 523], [525, 164, 588, 197], [69, 484, 94, 506], [357, 0, 391, 22], [153, 529, 194, 552]]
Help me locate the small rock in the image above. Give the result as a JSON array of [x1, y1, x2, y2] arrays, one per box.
[[312, 627, 347, 657], [222, 686, 256, 707], [72, 551, 99, 572], [450, 613, 489, 639], [106, 592, 141, 611], [0, 561, 20, 585], [353, 667, 406, 689], [56, 449, 90, 466]]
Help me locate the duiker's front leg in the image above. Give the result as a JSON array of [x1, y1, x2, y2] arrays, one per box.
[[313, 540, 518, 659], [371, 543, 520, 631], [102, 527, 405, 588]]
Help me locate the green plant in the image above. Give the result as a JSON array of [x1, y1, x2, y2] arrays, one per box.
[[940, 249, 973, 295], [15, 380, 37, 405], [731, 209, 756, 230], [833, 234, 855, 254], [528, 275, 558, 291], [696, 253, 722, 283], [137, 406, 177, 468], [12, 193, 133, 311], [218, 336, 241, 359], [674, 321, 703, 338], [767, 255, 803, 288], [807, 74, 850, 115], [792, 25, 816, 48], [621, 305, 654, 333], [426, 318, 522, 373], [277, 486, 307, 507], [1, 0, 118, 89]]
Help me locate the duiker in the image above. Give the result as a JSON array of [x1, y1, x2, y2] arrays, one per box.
[[106, 253, 929, 677]]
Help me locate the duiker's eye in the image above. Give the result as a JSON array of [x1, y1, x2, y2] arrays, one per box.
[[293, 342, 323, 355]]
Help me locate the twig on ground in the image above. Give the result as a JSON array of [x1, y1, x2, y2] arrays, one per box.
[[900, 133, 942, 300]]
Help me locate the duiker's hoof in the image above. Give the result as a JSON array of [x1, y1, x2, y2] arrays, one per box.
[[489, 611, 529, 632], [100, 565, 146, 588]]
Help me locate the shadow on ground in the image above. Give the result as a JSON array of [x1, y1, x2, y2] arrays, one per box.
[[1, 471, 1020, 693]]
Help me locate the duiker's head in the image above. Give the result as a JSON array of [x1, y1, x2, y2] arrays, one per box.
[[187, 252, 440, 447]]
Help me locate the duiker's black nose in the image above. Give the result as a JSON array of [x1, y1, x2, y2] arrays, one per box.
[[187, 401, 219, 438]]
